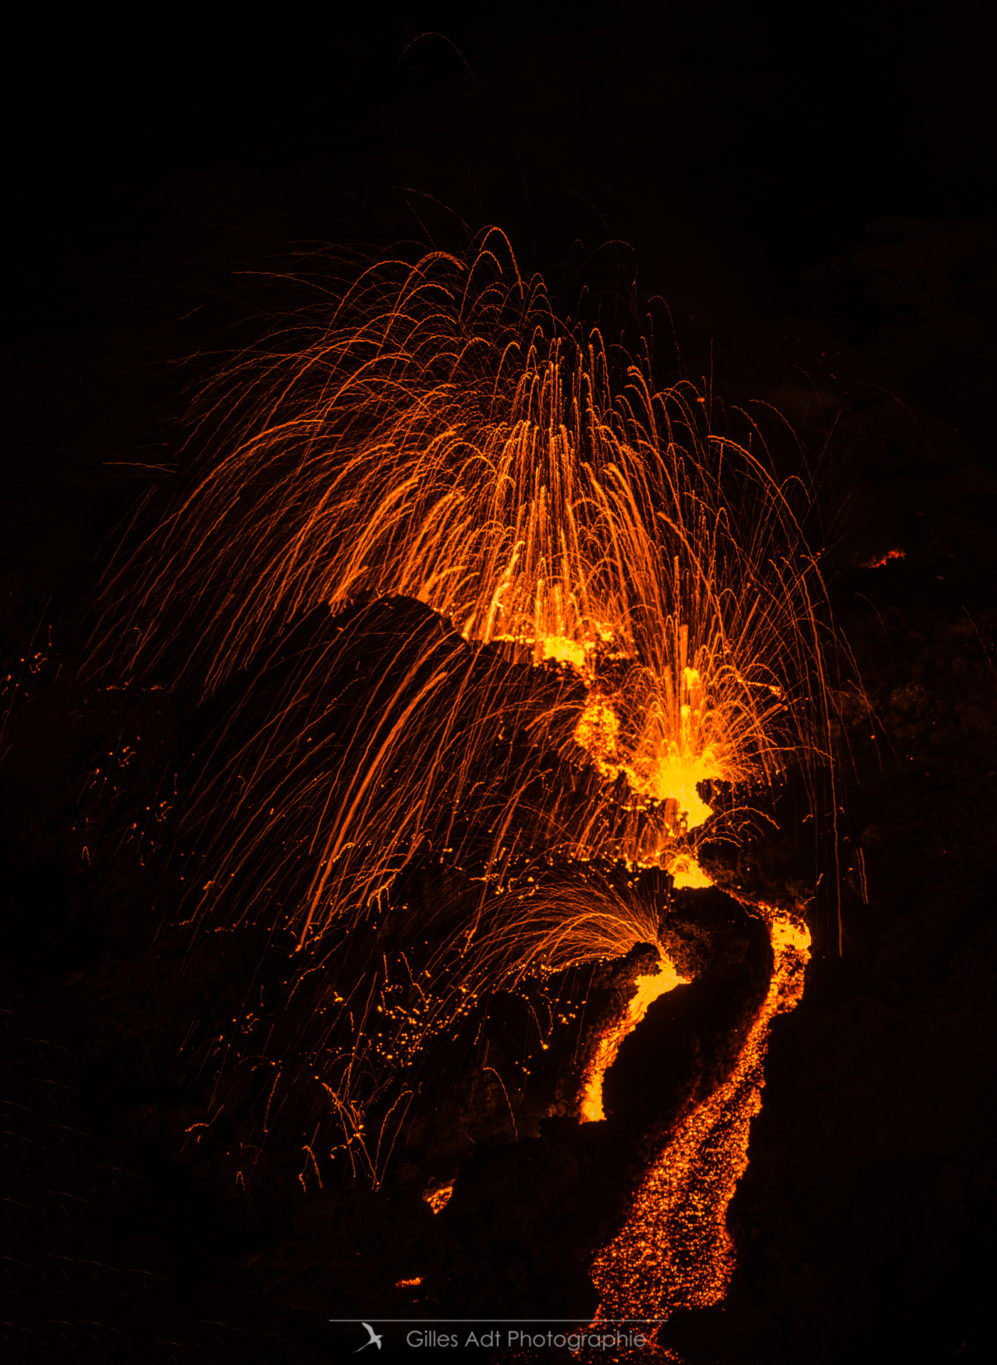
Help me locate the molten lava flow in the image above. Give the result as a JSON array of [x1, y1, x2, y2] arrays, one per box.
[[580, 951, 689, 1123], [590, 905, 811, 1326], [664, 853, 714, 891]]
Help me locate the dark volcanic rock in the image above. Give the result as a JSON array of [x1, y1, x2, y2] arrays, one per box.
[[662, 227, 997, 1359]]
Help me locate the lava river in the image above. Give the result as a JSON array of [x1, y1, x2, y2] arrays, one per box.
[[585, 905, 811, 1346]]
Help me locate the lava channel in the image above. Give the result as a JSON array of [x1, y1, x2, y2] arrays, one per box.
[[587, 905, 811, 1338]]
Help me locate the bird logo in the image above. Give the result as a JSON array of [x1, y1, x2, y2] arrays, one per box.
[[355, 1322, 383, 1352]]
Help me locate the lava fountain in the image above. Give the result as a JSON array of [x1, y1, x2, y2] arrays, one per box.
[[89, 229, 841, 1312]]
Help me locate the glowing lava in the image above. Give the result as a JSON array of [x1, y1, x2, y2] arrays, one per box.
[[590, 905, 811, 1328], [580, 950, 689, 1123], [572, 654, 722, 834], [424, 1184, 454, 1214], [665, 854, 714, 891]]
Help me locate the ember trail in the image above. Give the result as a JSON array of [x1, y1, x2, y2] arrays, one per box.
[[92, 230, 838, 1322]]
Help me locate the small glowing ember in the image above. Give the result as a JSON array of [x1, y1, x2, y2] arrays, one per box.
[[863, 547, 906, 568], [424, 1184, 454, 1214], [396, 1276, 423, 1288], [580, 951, 688, 1123]]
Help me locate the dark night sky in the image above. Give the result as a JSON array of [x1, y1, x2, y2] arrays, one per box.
[[8, 2, 995, 282], [4, 0, 994, 599]]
